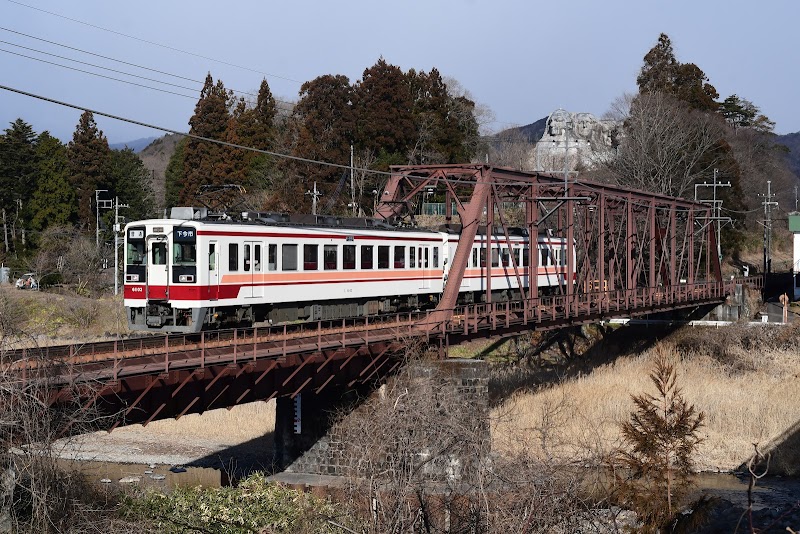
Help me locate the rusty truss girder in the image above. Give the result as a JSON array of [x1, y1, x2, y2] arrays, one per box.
[[377, 164, 727, 328]]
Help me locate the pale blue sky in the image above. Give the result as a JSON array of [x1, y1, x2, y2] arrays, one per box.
[[1, 0, 798, 144]]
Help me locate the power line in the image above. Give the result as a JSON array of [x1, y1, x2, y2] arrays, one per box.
[[0, 83, 389, 178], [0, 39, 204, 94], [0, 48, 199, 99], [6, 0, 304, 85], [0, 27, 297, 111]]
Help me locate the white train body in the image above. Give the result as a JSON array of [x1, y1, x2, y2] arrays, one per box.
[[123, 212, 573, 333]]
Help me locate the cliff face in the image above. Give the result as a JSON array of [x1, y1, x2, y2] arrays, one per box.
[[138, 134, 183, 214]]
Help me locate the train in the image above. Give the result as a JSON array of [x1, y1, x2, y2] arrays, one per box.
[[122, 207, 574, 333]]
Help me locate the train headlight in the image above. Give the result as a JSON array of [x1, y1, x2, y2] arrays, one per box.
[[178, 274, 195, 283], [125, 274, 139, 282]]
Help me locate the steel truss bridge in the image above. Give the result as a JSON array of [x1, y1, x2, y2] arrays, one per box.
[[2, 165, 761, 430]]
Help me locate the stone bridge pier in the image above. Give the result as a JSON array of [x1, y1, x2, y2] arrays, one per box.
[[278, 359, 489, 480]]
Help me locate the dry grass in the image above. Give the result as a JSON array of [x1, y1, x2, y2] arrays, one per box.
[[129, 400, 277, 443], [492, 324, 800, 472]]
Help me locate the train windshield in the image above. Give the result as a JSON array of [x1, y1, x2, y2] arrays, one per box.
[[126, 242, 145, 265], [173, 242, 196, 265]]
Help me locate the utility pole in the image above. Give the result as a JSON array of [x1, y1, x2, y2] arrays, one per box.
[[694, 169, 731, 263], [95, 189, 111, 248], [761, 180, 778, 274], [306, 182, 321, 215], [113, 197, 129, 296], [349, 144, 355, 215]]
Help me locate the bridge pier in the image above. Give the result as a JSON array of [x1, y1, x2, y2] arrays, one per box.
[[274, 386, 370, 470], [279, 359, 489, 480]]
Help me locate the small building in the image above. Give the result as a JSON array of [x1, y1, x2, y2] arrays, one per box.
[[790, 212, 800, 299]]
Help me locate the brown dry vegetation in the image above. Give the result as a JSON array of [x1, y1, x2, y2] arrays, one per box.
[[491, 322, 800, 473]]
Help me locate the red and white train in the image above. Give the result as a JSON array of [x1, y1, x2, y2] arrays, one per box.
[[123, 208, 574, 333]]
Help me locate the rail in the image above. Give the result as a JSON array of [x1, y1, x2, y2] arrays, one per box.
[[3, 278, 759, 386]]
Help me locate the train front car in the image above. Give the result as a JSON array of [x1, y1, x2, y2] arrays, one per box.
[[123, 218, 205, 333]]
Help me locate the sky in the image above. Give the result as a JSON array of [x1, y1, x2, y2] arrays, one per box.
[[1, 0, 799, 145]]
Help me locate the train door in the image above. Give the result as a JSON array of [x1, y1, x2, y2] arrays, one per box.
[[207, 241, 219, 300], [249, 242, 263, 298], [420, 246, 431, 289], [146, 235, 169, 300]]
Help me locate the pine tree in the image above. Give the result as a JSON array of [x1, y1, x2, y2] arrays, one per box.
[[618, 349, 705, 531], [181, 74, 231, 204], [67, 111, 110, 230], [29, 132, 76, 232]]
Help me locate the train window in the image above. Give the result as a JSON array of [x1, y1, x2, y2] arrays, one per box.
[[378, 246, 390, 269], [343, 245, 356, 269], [209, 243, 216, 270], [268, 244, 277, 271], [152, 242, 167, 265], [500, 248, 510, 267], [244, 245, 251, 272], [127, 241, 145, 265], [394, 246, 405, 268], [173, 242, 196, 266], [303, 244, 318, 270], [471, 248, 477, 268], [522, 247, 529, 267], [409, 247, 416, 268], [423, 247, 429, 268], [479, 248, 486, 267], [229, 244, 238, 271], [541, 248, 550, 266], [253, 245, 262, 272], [491, 248, 499, 268], [324, 245, 337, 270], [360, 245, 373, 269], [282, 244, 297, 271], [433, 248, 439, 268]]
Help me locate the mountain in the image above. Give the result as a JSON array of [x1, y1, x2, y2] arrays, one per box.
[[139, 134, 184, 213], [494, 117, 548, 143], [775, 132, 800, 177], [110, 136, 159, 153]]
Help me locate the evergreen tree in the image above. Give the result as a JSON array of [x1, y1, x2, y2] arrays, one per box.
[[67, 111, 110, 230], [164, 136, 187, 209], [637, 33, 718, 112], [109, 148, 155, 220], [719, 94, 775, 133], [618, 350, 704, 531], [291, 74, 355, 198], [636, 33, 679, 95], [29, 132, 75, 232], [237, 79, 278, 187], [0, 119, 38, 251], [354, 58, 415, 161], [181, 74, 231, 204]]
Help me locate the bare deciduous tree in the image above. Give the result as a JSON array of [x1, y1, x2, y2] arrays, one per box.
[[599, 92, 725, 198], [329, 357, 597, 533]]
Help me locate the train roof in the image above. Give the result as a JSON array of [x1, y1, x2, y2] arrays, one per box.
[[125, 207, 560, 239]]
